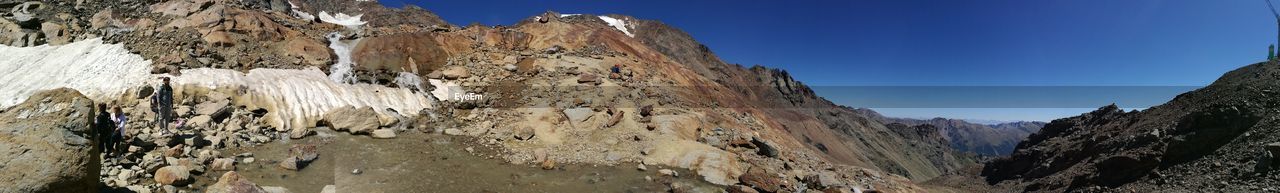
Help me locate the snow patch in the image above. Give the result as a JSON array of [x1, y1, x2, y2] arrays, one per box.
[[172, 67, 433, 132], [318, 11, 367, 29], [428, 79, 465, 102], [288, 1, 315, 21], [0, 38, 152, 107], [559, 14, 581, 18], [597, 16, 634, 37], [326, 32, 359, 84], [394, 72, 425, 92]]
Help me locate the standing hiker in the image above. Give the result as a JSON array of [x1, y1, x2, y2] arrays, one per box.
[[109, 106, 128, 157], [94, 104, 115, 156], [153, 77, 175, 134]]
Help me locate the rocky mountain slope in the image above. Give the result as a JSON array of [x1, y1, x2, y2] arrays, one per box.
[[0, 0, 980, 192], [855, 109, 1045, 156], [980, 60, 1280, 192]]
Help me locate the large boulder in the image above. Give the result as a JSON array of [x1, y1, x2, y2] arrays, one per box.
[[322, 106, 380, 134], [154, 166, 193, 186], [206, 171, 268, 193], [39, 22, 70, 45], [352, 32, 449, 75], [0, 88, 100, 193]]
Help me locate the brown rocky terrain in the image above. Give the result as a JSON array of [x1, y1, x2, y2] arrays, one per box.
[[0, 0, 990, 192], [977, 60, 1280, 192]]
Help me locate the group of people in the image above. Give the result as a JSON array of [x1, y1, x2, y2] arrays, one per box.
[[94, 77, 175, 159]]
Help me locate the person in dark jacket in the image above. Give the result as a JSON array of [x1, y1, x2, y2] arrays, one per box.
[[94, 104, 115, 156], [153, 77, 174, 134]]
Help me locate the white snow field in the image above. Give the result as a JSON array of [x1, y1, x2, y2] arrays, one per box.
[[0, 38, 433, 133], [318, 11, 367, 29], [597, 16, 634, 37], [171, 67, 434, 132], [0, 38, 153, 107]]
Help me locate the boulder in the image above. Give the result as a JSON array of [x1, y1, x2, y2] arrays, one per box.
[[577, 74, 600, 85], [188, 115, 212, 128], [371, 129, 397, 139], [40, 22, 70, 45], [658, 169, 679, 177], [513, 126, 535, 140], [322, 106, 380, 134], [205, 171, 268, 193], [605, 110, 624, 127], [441, 66, 471, 80], [0, 88, 99, 193], [0, 18, 37, 47], [211, 158, 235, 171], [280, 37, 333, 66], [195, 100, 232, 122], [278, 157, 301, 170], [352, 32, 449, 75], [739, 167, 786, 192], [288, 144, 319, 162], [154, 166, 192, 186], [563, 108, 593, 123]]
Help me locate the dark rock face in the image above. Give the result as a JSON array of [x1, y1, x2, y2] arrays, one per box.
[[0, 88, 100, 193], [981, 61, 1280, 192]]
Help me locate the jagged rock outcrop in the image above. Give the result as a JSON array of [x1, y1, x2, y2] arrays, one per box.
[[0, 88, 100, 193]]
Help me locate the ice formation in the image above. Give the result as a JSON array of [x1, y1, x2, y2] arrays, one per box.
[[0, 38, 153, 107], [327, 32, 359, 84], [171, 67, 434, 132], [318, 11, 367, 29], [394, 72, 425, 92], [0, 38, 433, 134], [597, 16, 634, 37]]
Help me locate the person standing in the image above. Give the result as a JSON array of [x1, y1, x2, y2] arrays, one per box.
[[110, 106, 128, 157], [153, 77, 175, 134], [94, 104, 114, 156]]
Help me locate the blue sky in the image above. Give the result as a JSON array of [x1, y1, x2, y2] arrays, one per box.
[[379, 0, 1276, 121]]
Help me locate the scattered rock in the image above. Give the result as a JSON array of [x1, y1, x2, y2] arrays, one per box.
[[371, 129, 397, 139], [658, 169, 678, 177], [211, 158, 235, 171], [513, 126, 535, 140], [206, 171, 268, 193], [541, 159, 557, 170], [637, 164, 648, 171], [442, 66, 471, 80], [444, 128, 464, 135]]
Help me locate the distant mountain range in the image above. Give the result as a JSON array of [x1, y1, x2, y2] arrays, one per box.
[[854, 109, 1046, 156]]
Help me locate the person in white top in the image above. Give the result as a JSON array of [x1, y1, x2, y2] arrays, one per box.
[[109, 106, 128, 157]]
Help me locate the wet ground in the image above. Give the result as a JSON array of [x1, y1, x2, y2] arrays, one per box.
[[198, 130, 721, 193]]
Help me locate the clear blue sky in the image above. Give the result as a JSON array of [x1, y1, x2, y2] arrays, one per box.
[[379, 0, 1277, 121]]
